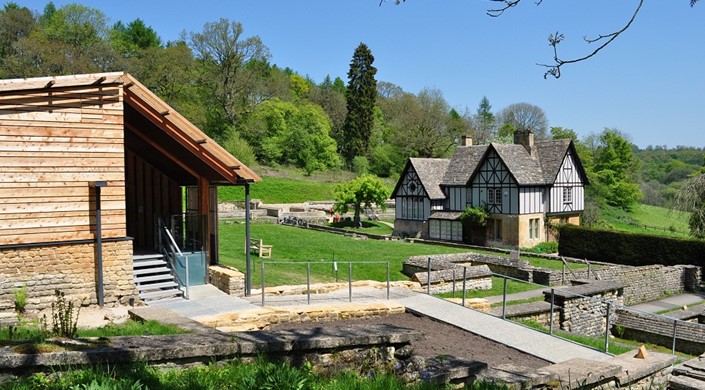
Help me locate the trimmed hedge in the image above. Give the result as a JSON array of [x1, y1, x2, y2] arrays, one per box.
[[558, 224, 705, 267]]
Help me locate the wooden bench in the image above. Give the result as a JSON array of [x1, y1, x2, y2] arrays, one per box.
[[247, 238, 272, 258]]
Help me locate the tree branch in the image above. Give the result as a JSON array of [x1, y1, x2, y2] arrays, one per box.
[[539, 0, 644, 78], [487, 0, 542, 17]]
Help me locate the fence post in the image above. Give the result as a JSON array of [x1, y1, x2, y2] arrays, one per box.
[[462, 266, 467, 307], [549, 288, 555, 335], [502, 277, 508, 319], [307, 262, 311, 305], [348, 262, 352, 302], [261, 262, 265, 306], [452, 268, 456, 298], [386, 262, 390, 300], [604, 302, 611, 353], [672, 320, 678, 356], [427, 257, 431, 295], [561, 261, 565, 285]]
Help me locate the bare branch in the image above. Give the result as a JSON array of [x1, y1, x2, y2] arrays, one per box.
[[539, 0, 644, 78]]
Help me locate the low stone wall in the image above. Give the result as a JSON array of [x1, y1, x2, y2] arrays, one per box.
[[393, 219, 426, 239], [550, 281, 624, 337], [614, 308, 705, 356], [490, 301, 558, 329], [0, 240, 138, 310], [411, 265, 492, 294], [594, 265, 702, 305], [403, 253, 702, 305], [209, 265, 245, 297]]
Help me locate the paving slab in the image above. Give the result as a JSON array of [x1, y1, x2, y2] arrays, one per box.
[[630, 293, 705, 314], [396, 292, 613, 364], [147, 284, 259, 318]]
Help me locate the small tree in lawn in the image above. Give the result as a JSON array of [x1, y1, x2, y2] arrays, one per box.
[[333, 175, 389, 224]]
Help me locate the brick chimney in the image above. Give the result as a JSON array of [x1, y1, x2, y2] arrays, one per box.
[[461, 135, 473, 146], [514, 130, 535, 156]]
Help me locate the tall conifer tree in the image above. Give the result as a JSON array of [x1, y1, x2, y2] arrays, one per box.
[[341, 42, 377, 165]]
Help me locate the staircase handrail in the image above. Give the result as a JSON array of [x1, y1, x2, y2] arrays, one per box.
[[157, 217, 189, 299]]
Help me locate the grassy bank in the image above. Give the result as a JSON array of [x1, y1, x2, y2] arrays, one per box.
[[600, 203, 691, 238]]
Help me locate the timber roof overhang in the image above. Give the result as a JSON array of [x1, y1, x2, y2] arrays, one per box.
[[121, 73, 260, 186], [0, 72, 260, 186]]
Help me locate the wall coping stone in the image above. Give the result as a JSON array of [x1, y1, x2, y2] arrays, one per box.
[[547, 280, 624, 299]]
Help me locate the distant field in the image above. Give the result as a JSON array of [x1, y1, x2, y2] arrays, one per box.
[[601, 203, 691, 238], [219, 176, 396, 204], [219, 177, 339, 204]]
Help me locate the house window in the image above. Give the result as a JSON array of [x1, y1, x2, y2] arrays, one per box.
[[562, 187, 572, 204], [487, 188, 501, 205], [429, 220, 440, 239], [529, 218, 540, 239], [489, 219, 502, 240]]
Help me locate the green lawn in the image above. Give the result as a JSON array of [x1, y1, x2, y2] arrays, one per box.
[[436, 276, 545, 300], [601, 203, 691, 238], [329, 220, 394, 235], [218, 222, 468, 286]]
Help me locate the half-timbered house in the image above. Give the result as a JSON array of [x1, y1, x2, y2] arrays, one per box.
[[0, 72, 260, 310], [392, 131, 587, 247]]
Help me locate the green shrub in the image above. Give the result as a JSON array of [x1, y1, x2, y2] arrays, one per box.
[[352, 156, 370, 175], [460, 206, 490, 227], [49, 290, 82, 338], [522, 242, 558, 254], [558, 224, 705, 266], [13, 285, 27, 314]]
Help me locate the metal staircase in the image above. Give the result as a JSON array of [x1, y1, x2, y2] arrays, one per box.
[[133, 253, 183, 302]]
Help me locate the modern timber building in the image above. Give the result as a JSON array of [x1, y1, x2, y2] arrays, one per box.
[[0, 72, 259, 310]]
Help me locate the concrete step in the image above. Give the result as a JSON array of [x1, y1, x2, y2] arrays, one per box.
[[133, 267, 171, 276], [140, 289, 183, 301], [133, 259, 168, 268], [135, 274, 176, 284], [133, 253, 165, 261], [137, 281, 179, 291]]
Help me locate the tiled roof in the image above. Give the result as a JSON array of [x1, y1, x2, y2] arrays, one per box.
[[492, 143, 545, 185], [410, 158, 449, 200], [403, 137, 576, 194], [535, 139, 572, 183], [441, 145, 488, 185], [429, 211, 462, 220]]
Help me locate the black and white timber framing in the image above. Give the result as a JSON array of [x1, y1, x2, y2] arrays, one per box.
[[391, 130, 589, 246]]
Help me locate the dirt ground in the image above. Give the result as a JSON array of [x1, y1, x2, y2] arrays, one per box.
[[269, 312, 550, 369]]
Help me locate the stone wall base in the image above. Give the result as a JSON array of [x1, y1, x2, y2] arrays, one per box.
[[209, 265, 245, 297], [0, 240, 138, 310]]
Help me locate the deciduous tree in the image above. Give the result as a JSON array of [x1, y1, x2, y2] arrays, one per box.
[[188, 18, 270, 128], [333, 175, 390, 223], [496, 102, 548, 140], [672, 174, 705, 238], [241, 99, 340, 174]]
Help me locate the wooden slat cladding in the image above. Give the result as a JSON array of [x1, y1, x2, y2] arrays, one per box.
[[0, 83, 126, 245]]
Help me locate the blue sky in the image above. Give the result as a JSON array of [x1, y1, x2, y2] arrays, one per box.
[[19, 0, 705, 149]]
